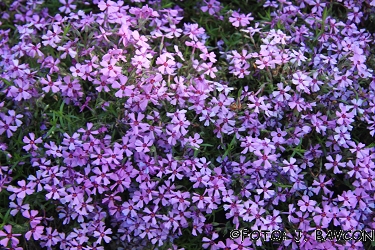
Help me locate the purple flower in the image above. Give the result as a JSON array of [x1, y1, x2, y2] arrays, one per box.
[[0, 116, 18, 138], [298, 195, 317, 212], [156, 54, 176, 75], [253, 147, 278, 169], [93, 226, 112, 244], [135, 136, 153, 153], [0, 225, 21, 247], [22, 133, 43, 151], [325, 154, 345, 174], [229, 11, 253, 27], [41, 227, 60, 248], [25, 226, 44, 241], [7, 180, 35, 200], [256, 180, 275, 199]]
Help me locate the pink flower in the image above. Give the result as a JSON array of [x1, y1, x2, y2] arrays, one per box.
[[100, 59, 122, 77], [156, 54, 176, 75], [98, 0, 119, 13], [40, 75, 60, 93], [201, 62, 218, 78], [111, 74, 134, 98], [93, 75, 112, 93], [70, 63, 84, 78], [229, 11, 253, 27], [60, 75, 81, 97], [23, 133, 43, 151]]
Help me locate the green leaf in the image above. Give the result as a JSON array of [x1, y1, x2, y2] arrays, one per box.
[[194, 149, 199, 157], [0, 78, 12, 86], [63, 23, 71, 37]]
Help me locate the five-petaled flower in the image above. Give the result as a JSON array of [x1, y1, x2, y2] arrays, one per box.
[[23, 133, 43, 151], [0, 225, 21, 247]]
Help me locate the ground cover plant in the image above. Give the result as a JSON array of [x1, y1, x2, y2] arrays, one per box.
[[1, 0, 375, 249]]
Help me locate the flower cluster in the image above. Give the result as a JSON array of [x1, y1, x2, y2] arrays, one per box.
[[0, 0, 375, 249]]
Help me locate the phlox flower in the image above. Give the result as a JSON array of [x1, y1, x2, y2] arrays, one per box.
[[98, 0, 120, 13], [22, 210, 42, 227], [311, 175, 333, 195], [93, 165, 111, 185], [57, 41, 76, 59], [93, 75, 112, 92], [9, 198, 30, 216], [282, 157, 300, 177], [156, 54, 176, 75], [60, 75, 81, 97], [41, 227, 60, 248], [161, 211, 181, 233], [9, 79, 32, 101], [40, 74, 60, 93], [62, 132, 81, 150], [292, 71, 311, 94], [0, 116, 18, 138], [103, 147, 123, 165], [7, 180, 35, 200], [298, 195, 317, 212], [132, 30, 149, 48], [91, 146, 107, 165], [333, 126, 351, 148], [70, 63, 84, 78], [76, 197, 95, 216], [188, 133, 203, 148], [163, 24, 183, 38], [171, 113, 190, 136], [253, 147, 278, 169], [94, 226, 112, 244], [111, 74, 134, 98], [184, 23, 206, 41], [59, 0, 76, 14], [42, 25, 62, 48], [324, 155, 346, 174], [23, 133, 43, 151], [201, 62, 218, 78], [255, 55, 272, 69], [347, 7, 363, 24], [229, 11, 253, 27], [143, 205, 159, 225], [44, 184, 66, 200], [289, 49, 307, 66], [96, 27, 113, 42], [25, 226, 44, 241], [256, 180, 275, 199], [201, 0, 221, 15], [100, 59, 121, 77], [202, 232, 219, 249], [135, 136, 153, 153], [0, 225, 21, 247]]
